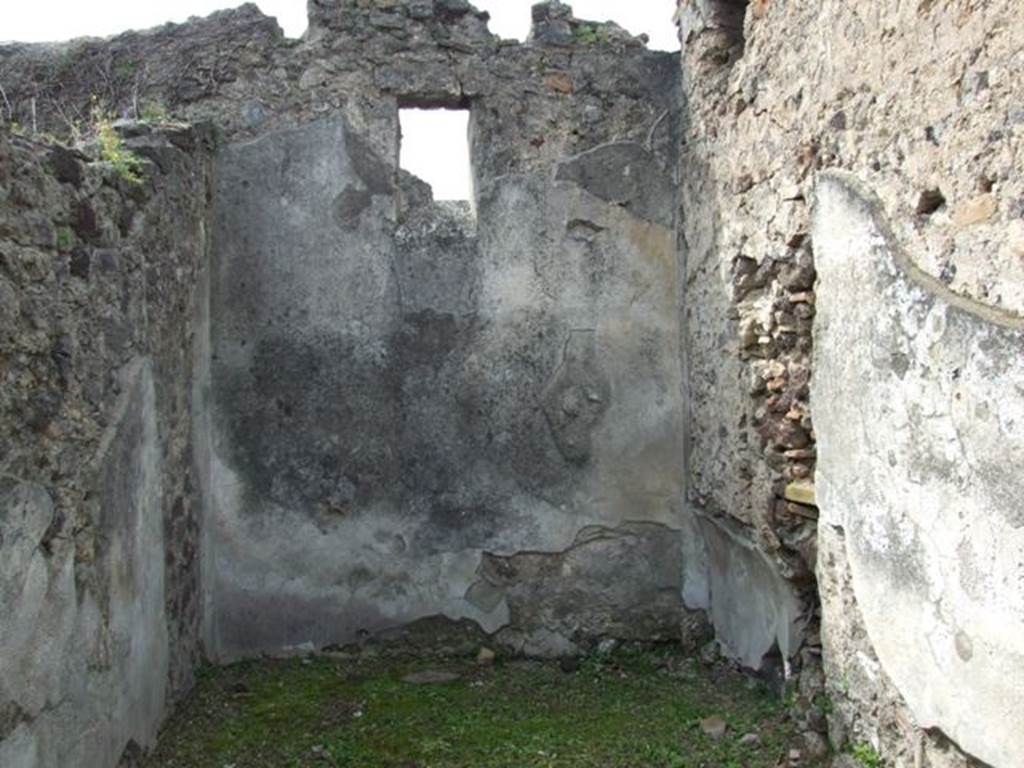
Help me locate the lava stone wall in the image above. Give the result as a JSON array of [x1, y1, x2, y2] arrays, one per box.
[[676, 1, 1024, 765], [0, 124, 213, 767]]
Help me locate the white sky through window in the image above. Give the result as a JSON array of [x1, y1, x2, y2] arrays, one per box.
[[400, 109, 472, 201]]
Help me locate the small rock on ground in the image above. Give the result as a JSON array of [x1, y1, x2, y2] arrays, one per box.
[[401, 670, 461, 684], [801, 730, 830, 760], [699, 640, 720, 665], [700, 715, 728, 740], [739, 732, 761, 747], [559, 657, 581, 673]]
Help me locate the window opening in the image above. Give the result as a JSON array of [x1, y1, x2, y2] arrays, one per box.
[[398, 108, 473, 202]]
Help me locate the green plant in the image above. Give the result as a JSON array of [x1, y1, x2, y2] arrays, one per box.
[[56, 226, 74, 251], [8, 121, 63, 144], [850, 741, 883, 768], [76, 96, 145, 184], [574, 24, 604, 45], [781, 686, 798, 709], [139, 101, 170, 124], [95, 117, 144, 184], [817, 693, 834, 716]]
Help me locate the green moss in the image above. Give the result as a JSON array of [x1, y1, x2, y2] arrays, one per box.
[[850, 742, 883, 768], [573, 24, 604, 45], [144, 649, 818, 768], [56, 226, 74, 251]]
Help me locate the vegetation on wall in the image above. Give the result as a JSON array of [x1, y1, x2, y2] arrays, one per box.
[[94, 114, 143, 184], [572, 24, 607, 45]]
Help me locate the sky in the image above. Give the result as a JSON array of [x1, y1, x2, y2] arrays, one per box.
[[1, 1, 679, 49], [3, 0, 680, 199]]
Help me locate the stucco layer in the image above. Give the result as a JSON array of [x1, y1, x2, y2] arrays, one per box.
[[206, 109, 691, 658], [812, 173, 1024, 768]]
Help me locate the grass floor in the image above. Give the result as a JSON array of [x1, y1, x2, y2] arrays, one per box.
[[143, 647, 808, 768]]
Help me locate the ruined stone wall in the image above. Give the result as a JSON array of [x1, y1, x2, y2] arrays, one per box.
[[4, 1, 1022, 766], [677, 1, 1023, 766], [0, 124, 213, 767], [201, 1, 691, 661], [0, 0, 693, 661]]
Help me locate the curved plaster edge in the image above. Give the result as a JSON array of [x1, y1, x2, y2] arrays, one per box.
[[813, 171, 1024, 330], [811, 171, 1024, 768]]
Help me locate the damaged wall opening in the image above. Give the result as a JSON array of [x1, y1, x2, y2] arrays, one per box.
[[709, 0, 749, 62], [399, 107, 473, 202]]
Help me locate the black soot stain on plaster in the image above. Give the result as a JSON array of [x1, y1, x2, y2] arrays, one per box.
[[218, 333, 403, 515]]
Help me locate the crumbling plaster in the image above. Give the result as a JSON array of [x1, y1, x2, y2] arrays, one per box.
[[206, 114, 692, 658], [678, 0, 1024, 764], [2, 1, 1023, 767]]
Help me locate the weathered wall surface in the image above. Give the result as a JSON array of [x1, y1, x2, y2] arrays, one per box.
[[813, 173, 1024, 768], [6, 1, 1021, 766], [677, 0, 1023, 764], [0, 0, 696, 663], [0, 0, 698, 750], [0, 125, 212, 767], [202, 2, 692, 661]]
